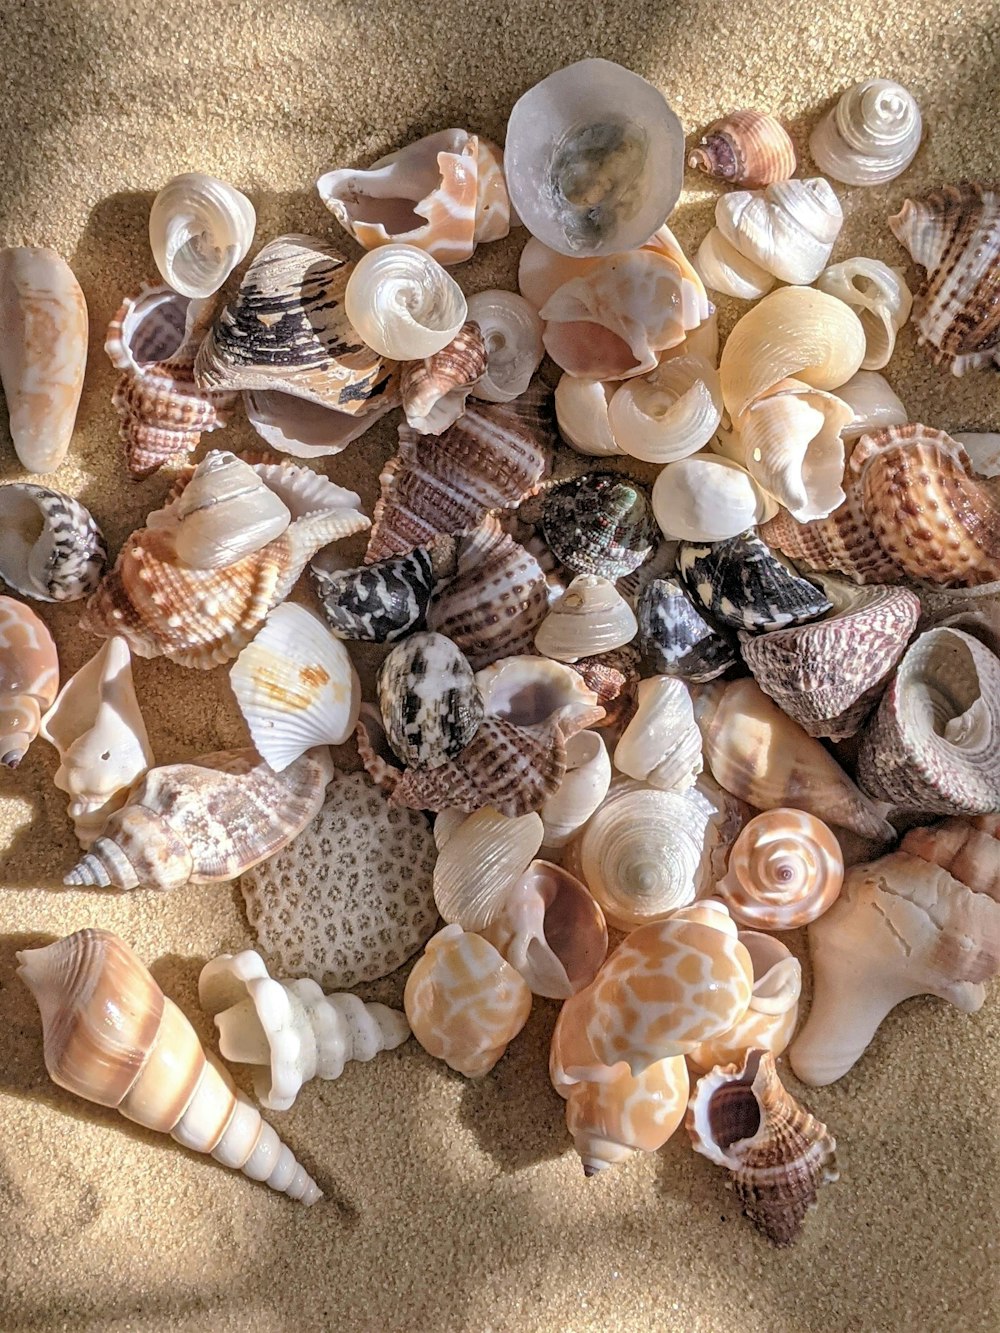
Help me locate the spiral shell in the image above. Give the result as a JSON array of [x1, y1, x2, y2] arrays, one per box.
[[345, 243, 467, 361], [466, 290, 544, 403], [607, 354, 722, 464], [539, 729, 612, 850], [836, 370, 909, 441], [554, 376, 622, 457], [717, 809, 845, 930], [612, 676, 703, 791], [0, 594, 59, 767], [689, 110, 796, 187], [814, 258, 912, 372], [652, 454, 778, 543], [694, 226, 776, 301], [149, 172, 256, 298], [0, 484, 107, 602], [715, 179, 844, 286], [810, 79, 922, 186], [535, 574, 638, 663], [400, 321, 488, 435], [431, 806, 544, 931], [678, 530, 832, 634], [541, 472, 657, 580]]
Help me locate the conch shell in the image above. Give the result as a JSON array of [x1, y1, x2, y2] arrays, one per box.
[[149, 172, 256, 298], [612, 675, 702, 791], [688, 110, 796, 187], [0, 484, 107, 602], [815, 258, 912, 371], [715, 179, 843, 285], [345, 243, 467, 360], [466, 290, 544, 402], [716, 808, 844, 931], [400, 320, 487, 434], [652, 454, 778, 543], [0, 594, 59, 767], [18, 930, 321, 1203], [810, 79, 922, 185], [535, 575, 638, 664]]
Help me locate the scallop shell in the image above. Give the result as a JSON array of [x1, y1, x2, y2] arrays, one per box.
[[836, 370, 909, 441], [149, 172, 256, 299], [466, 291, 544, 403], [694, 226, 776, 301], [0, 484, 107, 602], [377, 631, 484, 769], [815, 258, 913, 371], [504, 58, 684, 258], [811, 79, 922, 186], [431, 806, 544, 931], [716, 808, 845, 930], [689, 110, 796, 187], [739, 577, 920, 738], [607, 355, 722, 464], [243, 387, 399, 459], [535, 574, 638, 664], [194, 234, 393, 411], [344, 243, 467, 361], [106, 283, 236, 477], [613, 676, 703, 791], [474, 654, 602, 730], [539, 729, 612, 850], [652, 454, 778, 543], [240, 769, 438, 989], [0, 594, 60, 767], [311, 541, 452, 643], [889, 182, 1000, 375], [678, 530, 832, 634], [715, 179, 844, 286], [541, 473, 657, 580], [637, 575, 736, 682], [553, 376, 623, 457], [400, 321, 487, 434]]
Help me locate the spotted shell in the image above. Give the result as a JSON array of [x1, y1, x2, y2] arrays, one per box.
[[377, 631, 485, 768], [678, 530, 831, 634], [540, 472, 657, 580], [717, 808, 845, 930], [637, 575, 737, 681], [311, 541, 454, 643]]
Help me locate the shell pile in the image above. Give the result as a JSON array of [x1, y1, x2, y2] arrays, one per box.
[[4, 58, 1000, 1242]]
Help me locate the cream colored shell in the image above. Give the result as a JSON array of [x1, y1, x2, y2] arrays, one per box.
[[716, 179, 844, 285], [810, 79, 922, 186], [149, 172, 256, 299], [344, 243, 467, 360], [652, 453, 778, 542], [535, 575, 638, 664], [554, 375, 623, 457], [837, 370, 909, 441], [540, 729, 612, 849], [613, 676, 702, 790], [607, 354, 722, 464], [431, 806, 544, 930], [466, 290, 544, 403], [815, 258, 913, 370], [694, 226, 776, 301], [716, 808, 845, 931]]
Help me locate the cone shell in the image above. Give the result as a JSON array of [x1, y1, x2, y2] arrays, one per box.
[[717, 808, 845, 931], [432, 806, 544, 931], [0, 594, 60, 767], [688, 110, 796, 188], [377, 631, 484, 769], [678, 530, 831, 635], [400, 321, 487, 434], [811, 79, 922, 186], [312, 543, 450, 643], [541, 473, 657, 580], [535, 574, 638, 664], [685, 934, 802, 1073], [0, 484, 107, 602], [637, 575, 736, 682]]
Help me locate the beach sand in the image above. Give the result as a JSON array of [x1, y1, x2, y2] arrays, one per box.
[[1, 2, 999, 1329]]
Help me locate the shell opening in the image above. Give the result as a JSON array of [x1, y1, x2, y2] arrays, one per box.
[[123, 288, 191, 364], [706, 1051, 764, 1148], [922, 634, 982, 738]]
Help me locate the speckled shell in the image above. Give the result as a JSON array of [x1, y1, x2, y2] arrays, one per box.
[[312, 543, 453, 644], [377, 631, 485, 768], [678, 530, 831, 634], [688, 110, 796, 187], [759, 481, 904, 587], [739, 578, 921, 738], [0, 484, 107, 602], [400, 321, 488, 435], [240, 769, 438, 989], [568, 645, 642, 733], [541, 472, 657, 580], [717, 809, 845, 930], [0, 594, 59, 767], [637, 575, 736, 681]]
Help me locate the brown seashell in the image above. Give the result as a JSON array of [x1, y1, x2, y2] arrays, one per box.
[[686, 1049, 838, 1246], [688, 110, 796, 188], [902, 813, 1000, 902], [400, 321, 488, 435], [354, 702, 403, 795], [567, 644, 642, 734]]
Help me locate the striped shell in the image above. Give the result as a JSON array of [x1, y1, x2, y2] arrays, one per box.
[[688, 110, 796, 188], [637, 575, 736, 681], [0, 484, 106, 602], [400, 321, 488, 435], [312, 543, 452, 643], [541, 472, 657, 580], [717, 809, 845, 930], [678, 530, 831, 634]]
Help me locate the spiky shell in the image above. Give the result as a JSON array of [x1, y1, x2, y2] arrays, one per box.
[[678, 530, 831, 634], [312, 543, 452, 643], [540, 472, 657, 580], [637, 575, 736, 681], [0, 484, 107, 602], [688, 110, 796, 188]]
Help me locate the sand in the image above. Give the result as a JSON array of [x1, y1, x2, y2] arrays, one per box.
[[1, 1, 999, 1329]]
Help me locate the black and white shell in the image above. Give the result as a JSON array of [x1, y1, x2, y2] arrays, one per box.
[[377, 631, 484, 768], [0, 484, 108, 602], [311, 543, 452, 643], [678, 530, 832, 634], [541, 471, 657, 580], [637, 575, 737, 681]]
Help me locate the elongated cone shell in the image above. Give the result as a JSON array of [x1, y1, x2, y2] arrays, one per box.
[[687, 1049, 838, 1246], [0, 594, 59, 767], [689, 110, 796, 187], [18, 930, 322, 1203], [716, 809, 844, 931]]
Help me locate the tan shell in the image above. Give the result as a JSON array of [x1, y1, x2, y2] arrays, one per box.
[[688, 110, 796, 187], [814, 258, 913, 371], [717, 809, 845, 930], [685, 932, 801, 1073], [535, 574, 638, 664], [0, 594, 59, 767], [400, 321, 488, 435], [567, 645, 642, 734], [837, 370, 909, 440]]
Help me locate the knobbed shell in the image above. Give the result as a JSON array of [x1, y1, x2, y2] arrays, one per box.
[[404, 924, 532, 1078], [40, 637, 154, 849], [834, 369, 909, 441], [149, 172, 256, 299], [637, 576, 737, 682], [613, 676, 702, 791], [607, 354, 722, 464], [554, 376, 622, 457], [0, 484, 107, 602], [466, 291, 544, 403], [19, 930, 322, 1203], [810, 79, 922, 186], [687, 1049, 838, 1246], [678, 530, 832, 634], [717, 809, 845, 931], [694, 226, 776, 301], [64, 746, 333, 892], [541, 473, 657, 580], [400, 321, 487, 434], [504, 58, 684, 257], [535, 575, 638, 663], [652, 454, 777, 543], [539, 730, 612, 849], [0, 595, 59, 767], [378, 630, 484, 770], [715, 179, 844, 286], [311, 543, 451, 643], [345, 243, 467, 360], [688, 110, 796, 187], [815, 258, 912, 371], [243, 387, 399, 459], [0, 246, 88, 473], [432, 806, 544, 930]]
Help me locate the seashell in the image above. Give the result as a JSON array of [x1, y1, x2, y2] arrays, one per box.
[[64, 746, 333, 892], [637, 575, 737, 682], [687, 1049, 838, 1245], [889, 183, 1000, 375], [954, 432, 1000, 478], [344, 243, 467, 361], [466, 291, 544, 403], [39, 637, 153, 849], [354, 702, 403, 795], [567, 645, 642, 733], [901, 813, 1000, 901], [571, 777, 746, 930], [426, 518, 549, 669], [400, 321, 487, 434], [608, 354, 722, 465], [0, 484, 107, 602], [715, 179, 844, 286], [240, 769, 437, 989], [474, 654, 602, 730], [834, 369, 909, 441], [480, 859, 608, 998], [677, 530, 832, 634], [504, 58, 684, 258], [18, 930, 322, 1203], [739, 577, 920, 738], [685, 934, 802, 1074], [311, 541, 453, 643], [535, 574, 638, 664], [0, 595, 59, 767], [432, 806, 544, 930], [652, 454, 778, 543], [243, 387, 399, 459], [856, 627, 1000, 815], [815, 258, 913, 371], [541, 473, 657, 580], [811, 79, 922, 186], [145, 450, 290, 570], [694, 226, 776, 301], [716, 808, 845, 931], [0, 246, 87, 473], [688, 110, 796, 188], [613, 676, 703, 791], [553, 376, 623, 457], [539, 730, 612, 849], [366, 383, 555, 561], [198, 949, 409, 1112], [719, 285, 866, 420], [149, 172, 256, 299], [377, 631, 484, 769], [789, 832, 1000, 1086], [404, 924, 532, 1077], [517, 237, 601, 310], [194, 234, 392, 411], [473, 137, 512, 242], [106, 283, 237, 477], [693, 677, 895, 842]]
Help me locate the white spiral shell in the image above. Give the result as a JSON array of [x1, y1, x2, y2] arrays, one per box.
[[344, 243, 467, 359], [694, 226, 776, 301], [466, 290, 544, 403], [608, 354, 722, 464], [815, 258, 913, 371], [149, 172, 256, 299], [810, 79, 923, 186], [715, 179, 844, 286]]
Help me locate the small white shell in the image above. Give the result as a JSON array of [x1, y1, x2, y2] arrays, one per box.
[[810, 79, 922, 186], [953, 433, 1000, 478], [474, 655, 601, 729], [814, 258, 913, 371], [535, 575, 638, 664], [836, 370, 909, 441], [716, 179, 844, 286], [652, 453, 778, 542], [243, 389, 398, 459], [554, 375, 623, 457], [613, 676, 702, 791], [466, 290, 544, 403], [344, 243, 467, 359], [694, 227, 776, 301], [149, 172, 256, 299], [230, 603, 360, 771], [432, 806, 545, 930], [540, 730, 612, 849], [608, 354, 722, 464]]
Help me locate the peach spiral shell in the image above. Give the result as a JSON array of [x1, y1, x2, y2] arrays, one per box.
[[717, 809, 845, 931]]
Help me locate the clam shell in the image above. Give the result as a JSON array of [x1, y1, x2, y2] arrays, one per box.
[[0, 484, 107, 602], [678, 529, 832, 634], [716, 179, 843, 286], [811, 79, 922, 186], [0, 595, 60, 767], [688, 110, 796, 187], [608, 354, 722, 465], [717, 808, 845, 931], [400, 321, 487, 434], [694, 226, 775, 301], [652, 454, 777, 543], [836, 369, 909, 441], [377, 631, 484, 768], [613, 676, 703, 792], [815, 258, 913, 371], [535, 574, 638, 664], [431, 806, 544, 930], [243, 387, 399, 459], [541, 472, 657, 580], [149, 172, 256, 299], [466, 291, 544, 403], [312, 542, 452, 643], [637, 575, 736, 682], [345, 243, 467, 361], [553, 375, 623, 457]]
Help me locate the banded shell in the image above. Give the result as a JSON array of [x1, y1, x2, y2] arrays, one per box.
[[0, 595, 60, 767], [399, 321, 487, 434], [541, 473, 657, 580], [678, 530, 832, 634], [836, 370, 909, 441], [377, 631, 484, 768], [240, 769, 438, 989], [607, 354, 722, 465], [811, 79, 922, 186], [815, 258, 913, 371], [149, 172, 256, 298], [432, 806, 544, 931], [539, 729, 612, 850], [652, 454, 777, 543], [345, 243, 467, 360], [637, 576, 737, 681], [717, 809, 845, 931], [715, 179, 844, 286], [694, 226, 775, 301], [612, 676, 703, 791], [0, 485, 107, 602], [535, 575, 638, 664], [688, 110, 796, 187], [312, 542, 452, 643], [466, 291, 544, 404], [243, 387, 399, 459]]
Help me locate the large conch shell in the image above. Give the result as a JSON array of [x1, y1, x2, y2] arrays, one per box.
[[535, 574, 638, 663], [466, 290, 544, 402], [815, 258, 912, 371], [18, 930, 321, 1203], [687, 1049, 838, 1246], [716, 809, 844, 931], [39, 637, 154, 849], [837, 370, 909, 441], [63, 746, 333, 892], [789, 820, 1000, 1085], [889, 183, 1000, 375], [0, 484, 107, 602], [0, 246, 87, 473], [810, 79, 922, 185], [688, 110, 796, 187], [652, 454, 778, 543], [149, 172, 256, 298], [539, 729, 612, 849], [345, 243, 467, 360], [0, 594, 59, 767], [198, 949, 409, 1111], [400, 320, 487, 434], [612, 675, 702, 791], [404, 924, 532, 1077], [714, 179, 844, 286]]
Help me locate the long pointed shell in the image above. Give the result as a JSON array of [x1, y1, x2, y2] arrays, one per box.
[[0, 484, 107, 602], [837, 370, 909, 440], [653, 455, 777, 543], [0, 246, 87, 473], [689, 110, 796, 187], [716, 179, 843, 286], [432, 807, 544, 930], [637, 576, 737, 682], [535, 574, 638, 663], [678, 529, 832, 634], [608, 354, 722, 464], [539, 730, 612, 849], [243, 387, 398, 459], [400, 321, 487, 434], [613, 676, 702, 791], [0, 594, 60, 767], [810, 79, 922, 185], [685, 934, 802, 1073], [345, 243, 467, 361], [694, 227, 776, 301], [815, 258, 912, 371], [18, 930, 321, 1202], [466, 291, 544, 402], [716, 809, 844, 930], [150, 173, 256, 298]]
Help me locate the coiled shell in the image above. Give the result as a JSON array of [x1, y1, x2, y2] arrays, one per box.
[[694, 226, 776, 301], [345, 243, 467, 361], [466, 290, 544, 403], [607, 354, 722, 464], [400, 321, 487, 434], [652, 454, 777, 543], [541, 472, 657, 580], [432, 806, 544, 931], [0, 594, 59, 767], [637, 576, 736, 681], [554, 375, 623, 458], [535, 574, 638, 664], [612, 676, 703, 791], [0, 484, 107, 602], [688, 110, 796, 187], [833, 369, 909, 441], [715, 179, 844, 286], [539, 729, 612, 849], [810, 79, 922, 185], [717, 808, 845, 930], [815, 258, 912, 371], [149, 172, 256, 298], [311, 543, 450, 643], [377, 631, 484, 768], [678, 530, 832, 634], [567, 645, 642, 734]]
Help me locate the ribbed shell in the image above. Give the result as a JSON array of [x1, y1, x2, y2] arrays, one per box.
[[400, 321, 488, 434], [540, 472, 658, 579], [717, 809, 845, 930], [311, 543, 452, 643], [568, 645, 642, 732], [688, 111, 796, 188], [902, 813, 1000, 900], [637, 575, 736, 681], [678, 530, 831, 633]]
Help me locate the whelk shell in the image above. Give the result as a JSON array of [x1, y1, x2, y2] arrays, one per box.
[[716, 808, 845, 931], [535, 574, 638, 664], [378, 631, 484, 769], [607, 354, 722, 464], [810, 79, 922, 186], [694, 226, 775, 301], [688, 110, 796, 187], [677, 530, 832, 634], [432, 806, 544, 931], [466, 291, 544, 403], [636, 575, 737, 682], [652, 454, 777, 543], [541, 472, 657, 580], [149, 172, 256, 299], [836, 370, 909, 441], [0, 595, 59, 767], [0, 484, 107, 602], [612, 675, 703, 791], [814, 258, 912, 371], [312, 541, 453, 643], [345, 243, 467, 361], [243, 387, 399, 459], [715, 178, 844, 286], [400, 320, 487, 434]]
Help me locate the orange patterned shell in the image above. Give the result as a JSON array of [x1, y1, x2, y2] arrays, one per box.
[[717, 808, 845, 931]]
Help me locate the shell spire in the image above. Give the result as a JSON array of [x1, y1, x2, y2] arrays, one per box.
[[0, 595, 60, 767]]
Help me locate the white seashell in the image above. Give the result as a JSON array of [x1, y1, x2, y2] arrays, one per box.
[[652, 453, 778, 542], [678, 312, 720, 369], [716, 179, 844, 286], [149, 172, 256, 299], [466, 290, 544, 403], [535, 575, 638, 664], [693, 227, 776, 301], [39, 638, 154, 849], [243, 389, 398, 459], [433, 807, 467, 852], [344, 243, 467, 360], [613, 676, 702, 791], [608, 354, 722, 464], [474, 655, 602, 729], [815, 258, 913, 370], [540, 730, 612, 849], [836, 370, 910, 441], [810, 79, 922, 186], [432, 806, 544, 930], [953, 433, 1000, 478], [230, 604, 360, 772], [554, 375, 623, 456]]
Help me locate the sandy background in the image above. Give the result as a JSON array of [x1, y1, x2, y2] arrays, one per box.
[[1, 1, 999, 1330]]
